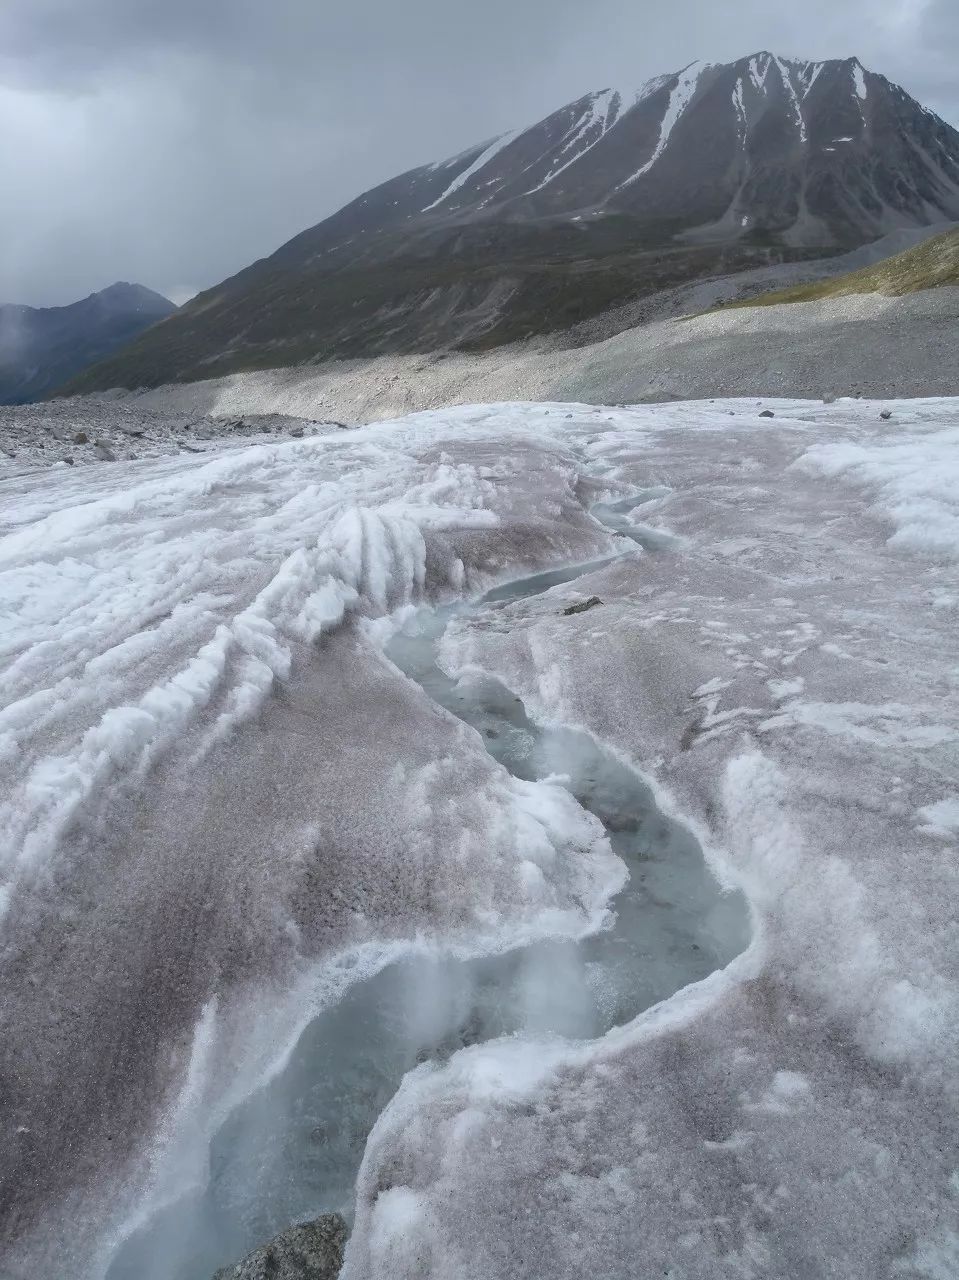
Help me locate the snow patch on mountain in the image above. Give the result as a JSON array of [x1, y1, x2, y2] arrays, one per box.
[[618, 61, 703, 188], [730, 79, 750, 149], [774, 55, 808, 143], [524, 89, 623, 195], [422, 131, 519, 211], [635, 72, 675, 103], [800, 60, 825, 97], [748, 51, 774, 92]]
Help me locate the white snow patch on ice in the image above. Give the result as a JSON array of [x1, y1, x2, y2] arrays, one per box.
[[367, 1186, 428, 1274], [917, 798, 959, 840], [750, 1069, 813, 1113], [768, 676, 805, 701], [694, 677, 731, 698], [796, 426, 959, 562], [759, 700, 957, 748]]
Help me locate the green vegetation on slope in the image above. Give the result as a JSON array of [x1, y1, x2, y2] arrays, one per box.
[[722, 227, 959, 309]]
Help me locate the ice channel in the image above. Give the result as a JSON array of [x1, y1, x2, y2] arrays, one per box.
[[106, 497, 749, 1280]]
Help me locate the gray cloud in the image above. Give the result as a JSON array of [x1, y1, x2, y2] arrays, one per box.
[[1, 0, 956, 306]]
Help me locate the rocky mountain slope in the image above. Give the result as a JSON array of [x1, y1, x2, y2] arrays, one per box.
[[64, 52, 959, 393], [0, 283, 175, 404]]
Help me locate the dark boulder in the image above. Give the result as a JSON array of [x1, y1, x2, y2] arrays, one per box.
[[212, 1214, 347, 1280], [563, 596, 604, 616]]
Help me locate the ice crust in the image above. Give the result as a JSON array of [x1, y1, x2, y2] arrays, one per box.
[[342, 400, 959, 1280], [0, 413, 620, 1273], [2, 398, 958, 1278]]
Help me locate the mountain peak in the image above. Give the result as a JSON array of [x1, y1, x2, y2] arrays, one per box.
[[63, 49, 959, 393], [0, 284, 177, 403], [95, 282, 176, 311]]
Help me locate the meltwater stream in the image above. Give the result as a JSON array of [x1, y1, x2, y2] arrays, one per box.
[[107, 497, 749, 1280]]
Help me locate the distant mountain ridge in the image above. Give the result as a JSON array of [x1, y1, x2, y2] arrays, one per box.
[[64, 52, 959, 393], [1, 283, 175, 404]]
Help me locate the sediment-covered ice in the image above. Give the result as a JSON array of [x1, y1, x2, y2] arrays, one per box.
[[343, 399, 959, 1280], [2, 397, 958, 1278], [0, 413, 620, 1274]]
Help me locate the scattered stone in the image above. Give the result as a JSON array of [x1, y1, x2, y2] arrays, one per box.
[[759, 409, 775, 418], [879, 410, 893, 420], [93, 441, 116, 461], [289, 427, 304, 438], [212, 1214, 347, 1280], [563, 596, 603, 616], [73, 431, 89, 444], [62, 457, 75, 466]]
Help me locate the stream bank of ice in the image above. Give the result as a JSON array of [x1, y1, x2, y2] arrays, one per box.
[[106, 509, 747, 1279]]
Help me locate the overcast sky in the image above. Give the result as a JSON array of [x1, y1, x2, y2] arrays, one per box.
[[1, 0, 956, 307]]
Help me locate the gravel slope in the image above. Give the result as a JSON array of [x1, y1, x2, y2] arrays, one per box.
[[68, 287, 959, 432], [10, 268, 957, 469], [556, 286, 959, 402]]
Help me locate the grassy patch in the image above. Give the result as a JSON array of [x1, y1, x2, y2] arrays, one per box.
[[716, 228, 959, 310]]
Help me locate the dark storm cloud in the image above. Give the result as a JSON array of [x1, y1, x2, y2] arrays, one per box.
[[1, 0, 956, 306]]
